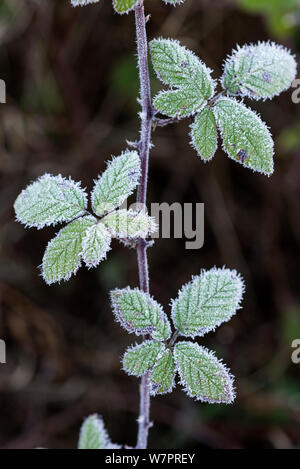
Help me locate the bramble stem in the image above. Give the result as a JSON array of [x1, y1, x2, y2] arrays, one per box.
[[134, 0, 154, 450]]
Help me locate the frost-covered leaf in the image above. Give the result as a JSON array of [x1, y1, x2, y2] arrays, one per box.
[[91, 151, 141, 216], [150, 349, 176, 396], [150, 39, 215, 118], [171, 268, 244, 338], [103, 209, 156, 239], [82, 222, 111, 268], [78, 414, 120, 450], [150, 38, 214, 90], [113, 0, 138, 14], [123, 341, 165, 377], [153, 87, 208, 119], [111, 287, 171, 340], [14, 174, 88, 229], [174, 342, 235, 403], [222, 42, 297, 100], [71, 0, 100, 6], [78, 415, 109, 449], [191, 107, 218, 161], [42, 216, 96, 285], [213, 97, 274, 175]]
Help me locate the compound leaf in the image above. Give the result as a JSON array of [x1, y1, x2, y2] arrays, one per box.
[[222, 42, 297, 100], [91, 151, 141, 216], [42, 216, 96, 285], [150, 39, 215, 118], [14, 174, 87, 229], [82, 222, 112, 268], [171, 268, 244, 338], [111, 287, 171, 340], [150, 349, 176, 396], [174, 342, 235, 403], [103, 209, 156, 239], [113, 0, 139, 14], [191, 107, 218, 161], [123, 341, 164, 377], [213, 97, 274, 175], [78, 415, 109, 450]]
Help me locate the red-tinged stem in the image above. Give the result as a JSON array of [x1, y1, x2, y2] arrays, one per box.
[[134, 0, 154, 450]]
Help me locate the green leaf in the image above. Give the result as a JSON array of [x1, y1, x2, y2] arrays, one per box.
[[150, 349, 176, 395], [150, 39, 215, 118], [14, 174, 88, 229], [171, 268, 244, 338], [153, 88, 208, 119], [174, 342, 235, 403], [213, 97, 274, 175], [82, 222, 111, 268], [91, 151, 141, 216], [78, 414, 120, 450], [111, 287, 171, 340], [42, 216, 96, 285], [103, 209, 156, 239], [71, 0, 100, 6], [78, 415, 109, 449], [113, 0, 139, 14], [123, 341, 165, 377], [191, 107, 218, 161], [222, 42, 297, 100]]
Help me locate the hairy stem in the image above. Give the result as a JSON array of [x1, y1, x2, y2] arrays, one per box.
[[134, 0, 154, 450]]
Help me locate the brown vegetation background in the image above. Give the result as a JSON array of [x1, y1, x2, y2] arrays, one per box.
[[0, 0, 299, 449]]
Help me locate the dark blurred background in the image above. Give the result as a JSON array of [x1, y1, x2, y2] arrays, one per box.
[[0, 0, 300, 449]]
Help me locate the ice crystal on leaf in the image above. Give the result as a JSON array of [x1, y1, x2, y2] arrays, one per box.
[[123, 341, 165, 377], [150, 39, 215, 118], [42, 216, 96, 285], [14, 174, 88, 229], [110, 287, 171, 340], [174, 342, 235, 404], [213, 97, 274, 175], [113, 0, 139, 15], [102, 209, 156, 240], [78, 415, 120, 450], [14, 151, 156, 284], [71, 0, 100, 6], [171, 268, 244, 338], [92, 151, 141, 216], [222, 42, 297, 101], [162, 0, 185, 4], [190, 107, 218, 161], [149, 37, 296, 177], [115, 267, 244, 402], [150, 348, 176, 396], [82, 222, 112, 269]]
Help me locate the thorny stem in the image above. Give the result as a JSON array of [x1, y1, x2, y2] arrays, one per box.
[[134, 0, 154, 450]]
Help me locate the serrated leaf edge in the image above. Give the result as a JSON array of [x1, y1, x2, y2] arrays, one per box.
[[213, 96, 275, 176], [81, 222, 112, 269], [189, 108, 219, 162], [90, 150, 141, 216], [170, 266, 245, 339], [221, 41, 297, 101], [14, 173, 88, 230], [150, 349, 177, 396], [174, 341, 236, 404], [112, 0, 139, 15], [41, 215, 97, 285], [122, 340, 165, 377], [110, 287, 171, 340]]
